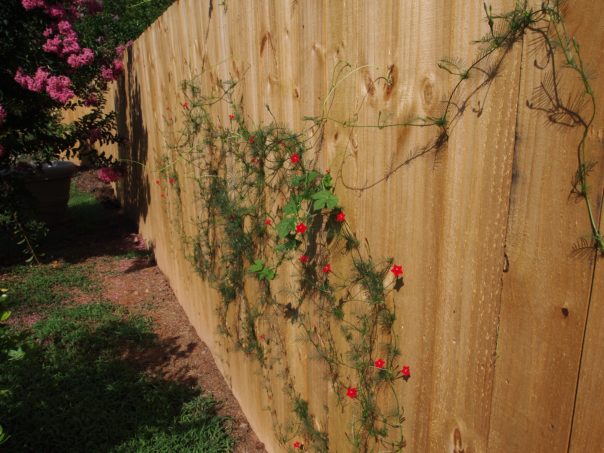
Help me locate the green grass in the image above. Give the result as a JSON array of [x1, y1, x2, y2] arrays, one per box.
[[64, 183, 120, 234], [111, 249, 153, 260], [0, 263, 234, 452], [7, 263, 97, 308]]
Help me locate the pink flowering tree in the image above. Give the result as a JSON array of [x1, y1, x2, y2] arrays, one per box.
[[0, 0, 129, 171], [0, 0, 174, 261]]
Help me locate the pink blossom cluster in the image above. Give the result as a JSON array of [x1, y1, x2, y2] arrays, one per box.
[[14, 67, 75, 104], [14, 67, 50, 93], [0, 105, 7, 125], [16, 0, 125, 108], [115, 41, 134, 59], [97, 167, 122, 183], [22, 0, 103, 17], [47, 4, 66, 18], [21, 0, 46, 10], [46, 75, 75, 103], [67, 47, 94, 68], [100, 59, 125, 82], [42, 19, 95, 69]]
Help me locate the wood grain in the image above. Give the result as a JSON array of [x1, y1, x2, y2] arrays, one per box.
[[487, 2, 604, 452]]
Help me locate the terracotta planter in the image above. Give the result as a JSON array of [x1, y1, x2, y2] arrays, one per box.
[[24, 161, 78, 224]]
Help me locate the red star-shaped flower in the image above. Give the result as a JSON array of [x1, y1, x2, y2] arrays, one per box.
[[265, 218, 272, 225], [374, 358, 385, 369], [293, 441, 302, 449], [182, 101, 189, 109], [169, 177, 175, 185], [299, 255, 309, 264], [229, 113, 235, 120], [336, 211, 345, 222], [290, 153, 300, 164], [401, 365, 411, 378], [322, 263, 331, 274], [249, 136, 255, 144], [295, 223, 307, 234], [346, 387, 357, 399], [391, 264, 403, 278]]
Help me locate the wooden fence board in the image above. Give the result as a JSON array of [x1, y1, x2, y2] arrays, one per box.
[[565, 5, 604, 448], [486, 2, 604, 451], [62, 1, 604, 451], [569, 217, 604, 452]]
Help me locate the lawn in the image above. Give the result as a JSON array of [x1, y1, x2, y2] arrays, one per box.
[[0, 177, 235, 453]]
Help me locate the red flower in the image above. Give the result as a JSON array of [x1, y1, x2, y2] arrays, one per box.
[[229, 113, 235, 120], [249, 136, 255, 144], [391, 264, 403, 278], [182, 101, 189, 109], [322, 263, 331, 274], [290, 153, 300, 164], [155, 179, 160, 185], [346, 387, 357, 399], [259, 334, 266, 341], [293, 441, 302, 449], [265, 218, 272, 225], [401, 365, 411, 378], [299, 255, 309, 264], [336, 211, 345, 222], [169, 177, 175, 185], [374, 358, 385, 369], [295, 223, 307, 234]]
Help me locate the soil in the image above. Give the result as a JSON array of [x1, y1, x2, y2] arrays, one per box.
[[37, 170, 267, 452]]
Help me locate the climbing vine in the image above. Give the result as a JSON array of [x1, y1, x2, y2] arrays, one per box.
[[162, 77, 409, 451], [158, 1, 601, 452]]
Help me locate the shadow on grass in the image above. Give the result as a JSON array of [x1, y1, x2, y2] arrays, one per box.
[[40, 181, 144, 264], [0, 303, 233, 453]]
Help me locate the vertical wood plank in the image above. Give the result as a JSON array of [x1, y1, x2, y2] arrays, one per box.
[[562, 3, 604, 451], [487, 1, 604, 451]]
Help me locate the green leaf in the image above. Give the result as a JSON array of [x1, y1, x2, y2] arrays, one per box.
[[0, 424, 9, 445], [283, 200, 299, 215], [248, 259, 264, 273], [311, 190, 339, 210], [323, 173, 333, 189], [276, 217, 296, 238], [258, 267, 276, 280], [276, 238, 299, 252], [291, 175, 304, 187], [305, 171, 320, 185], [8, 347, 25, 361], [0, 311, 11, 322]]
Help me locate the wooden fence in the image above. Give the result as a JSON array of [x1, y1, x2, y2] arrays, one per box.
[[80, 0, 604, 451]]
